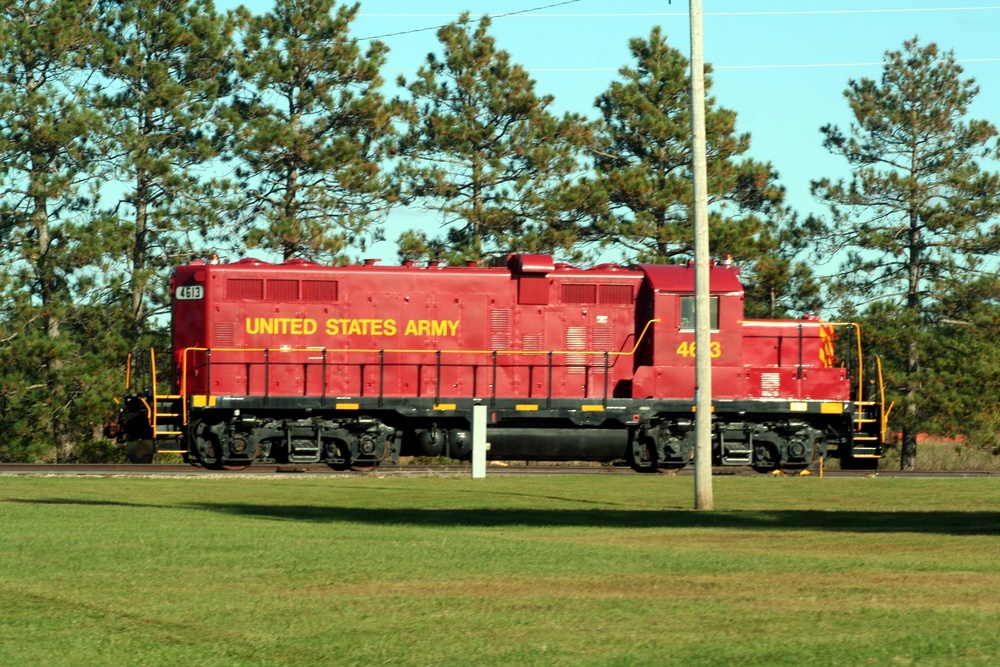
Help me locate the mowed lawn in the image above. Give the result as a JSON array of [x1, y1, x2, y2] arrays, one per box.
[[1, 473, 999, 666]]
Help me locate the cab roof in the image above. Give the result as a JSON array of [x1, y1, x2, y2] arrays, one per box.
[[639, 263, 744, 294]]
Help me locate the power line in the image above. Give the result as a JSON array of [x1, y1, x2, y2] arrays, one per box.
[[357, 0, 584, 41], [358, 6, 1000, 21], [382, 58, 1000, 75]]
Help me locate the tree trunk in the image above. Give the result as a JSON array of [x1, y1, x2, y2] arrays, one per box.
[[901, 336, 920, 471], [901, 423, 917, 470]]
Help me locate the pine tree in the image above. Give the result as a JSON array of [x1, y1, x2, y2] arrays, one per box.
[[812, 37, 1000, 469], [395, 13, 595, 265], [919, 276, 1000, 450], [94, 0, 237, 341], [229, 0, 398, 262], [590, 26, 788, 270], [0, 0, 107, 459]]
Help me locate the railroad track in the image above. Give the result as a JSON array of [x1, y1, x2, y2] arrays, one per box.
[[1, 463, 997, 477]]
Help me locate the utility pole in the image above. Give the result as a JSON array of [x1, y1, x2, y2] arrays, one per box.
[[689, 0, 714, 510]]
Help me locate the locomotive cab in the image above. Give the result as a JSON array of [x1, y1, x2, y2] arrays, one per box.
[[631, 262, 746, 399]]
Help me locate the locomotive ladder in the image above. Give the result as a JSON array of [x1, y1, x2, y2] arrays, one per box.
[[152, 395, 184, 438], [125, 350, 184, 443], [850, 356, 891, 459]]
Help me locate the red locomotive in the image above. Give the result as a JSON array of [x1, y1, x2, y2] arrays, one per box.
[[114, 254, 887, 471]]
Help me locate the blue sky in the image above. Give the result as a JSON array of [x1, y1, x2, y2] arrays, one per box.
[[227, 1, 1000, 261]]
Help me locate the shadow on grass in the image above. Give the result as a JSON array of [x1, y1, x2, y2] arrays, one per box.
[[3, 497, 154, 508], [184, 503, 1000, 535]]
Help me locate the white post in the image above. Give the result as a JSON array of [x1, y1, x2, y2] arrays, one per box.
[[472, 404, 487, 479]]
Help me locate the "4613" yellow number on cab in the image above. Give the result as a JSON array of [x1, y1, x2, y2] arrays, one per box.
[[676, 340, 722, 359]]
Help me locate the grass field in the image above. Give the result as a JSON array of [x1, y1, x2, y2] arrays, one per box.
[[2, 474, 999, 666]]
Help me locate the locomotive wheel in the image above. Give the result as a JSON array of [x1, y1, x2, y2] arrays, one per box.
[[219, 444, 261, 471], [326, 440, 353, 471], [629, 441, 660, 473], [349, 440, 390, 472]]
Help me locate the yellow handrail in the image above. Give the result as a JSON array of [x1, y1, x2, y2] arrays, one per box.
[[174, 318, 663, 421], [181, 317, 662, 361]]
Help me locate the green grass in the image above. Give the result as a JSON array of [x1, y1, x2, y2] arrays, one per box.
[[877, 438, 1000, 470], [2, 475, 999, 666]]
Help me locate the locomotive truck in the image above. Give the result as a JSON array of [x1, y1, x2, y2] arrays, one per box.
[[113, 253, 888, 471]]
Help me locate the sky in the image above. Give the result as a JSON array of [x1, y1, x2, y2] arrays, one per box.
[[224, 1, 1000, 262]]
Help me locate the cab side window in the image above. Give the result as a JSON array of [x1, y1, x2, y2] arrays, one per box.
[[680, 296, 719, 330]]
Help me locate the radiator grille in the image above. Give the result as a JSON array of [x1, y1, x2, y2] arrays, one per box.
[[266, 279, 299, 301], [302, 280, 338, 302], [761, 372, 781, 397], [226, 278, 263, 300], [490, 309, 511, 349]]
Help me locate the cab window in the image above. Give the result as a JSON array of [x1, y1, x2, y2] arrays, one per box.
[[680, 296, 718, 330]]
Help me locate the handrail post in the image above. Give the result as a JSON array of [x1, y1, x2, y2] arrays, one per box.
[[847, 324, 855, 398], [604, 351, 610, 404], [263, 348, 269, 406], [126, 351, 134, 392], [491, 351, 498, 408], [435, 349, 442, 404], [181, 349, 189, 426], [854, 324, 864, 408], [321, 348, 327, 407], [378, 349, 385, 407], [797, 323, 803, 380], [547, 351, 553, 408]]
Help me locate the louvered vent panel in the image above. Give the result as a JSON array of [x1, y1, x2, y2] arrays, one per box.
[[226, 278, 263, 301], [490, 309, 511, 349], [213, 322, 237, 346], [590, 325, 614, 368], [599, 284, 634, 304], [566, 325, 588, 373], [562, 284, 597, 304], [761, 372, 781, 397], [266, 279, 299, 301], [302, 280, 338, 302], [521, 332, 543, 351]]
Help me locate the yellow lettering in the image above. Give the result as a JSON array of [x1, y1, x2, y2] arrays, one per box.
[[676, 340, 722, 358], [241, 318, 320, 336], [320, 318, 454, 338], [403, 319, 460, 337]]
